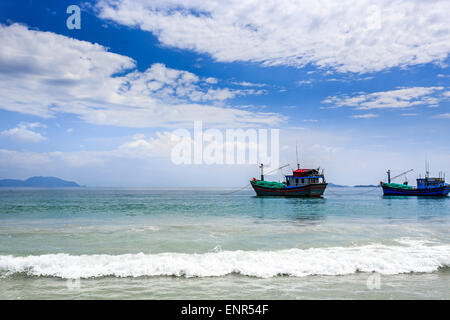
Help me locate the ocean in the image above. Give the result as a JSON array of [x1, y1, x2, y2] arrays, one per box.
[[0, 187, 449, 300]]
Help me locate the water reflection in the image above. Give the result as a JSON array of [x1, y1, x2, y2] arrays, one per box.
[[252, 196, 326, 224], [381, 195, 449, 222]]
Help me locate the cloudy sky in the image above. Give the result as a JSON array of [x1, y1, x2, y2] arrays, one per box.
[[0, 0, 449, 186]]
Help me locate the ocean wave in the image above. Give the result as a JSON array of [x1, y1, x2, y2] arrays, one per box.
[[1, 242, 449, 279]]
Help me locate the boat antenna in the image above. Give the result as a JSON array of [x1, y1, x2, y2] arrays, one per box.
[[296, 141, 300, 170]]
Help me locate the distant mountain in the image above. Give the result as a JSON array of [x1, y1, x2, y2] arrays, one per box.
[[0, 176, 80, 188], [327, 183, 349, 188]]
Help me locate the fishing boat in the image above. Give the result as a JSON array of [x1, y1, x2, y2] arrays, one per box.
[[250, 163, 328, 197], [380, 169, 449, 196]]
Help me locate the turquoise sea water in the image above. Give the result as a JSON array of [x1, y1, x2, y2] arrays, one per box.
[[0, 187, 449, 299]]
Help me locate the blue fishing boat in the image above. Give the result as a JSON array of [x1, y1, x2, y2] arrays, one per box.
[[381, 169, 449, 196]]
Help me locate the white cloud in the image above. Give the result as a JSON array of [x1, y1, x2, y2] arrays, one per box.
[[400, 113, 418, 117], [323, 87, 446, 110], [115, 132, 177, 158], [204, 77, 218, 84], [0, 122, 47, 143], [433, 113, 450, 119], [296, 80, 313, 86], [311, 144, 337, 154], [47, 150, 107, 167], [120, 63, 254, 103], [287, 126, 306, 131], [325, 75, 374, 83], [350, 113, 378, 119], [96, 0, 450, 73], [0, 131, 176, 169], [0, 24, 284, 128], [230, 81, 267, 88], [0, 149, 52, 167]]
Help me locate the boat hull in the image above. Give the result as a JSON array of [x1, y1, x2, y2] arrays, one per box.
[[251, 182, 327, 197], [381, 184, 449, 196]]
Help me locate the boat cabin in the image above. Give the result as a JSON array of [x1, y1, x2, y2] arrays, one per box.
[[285, 169, 325, 186], [416, 177, 445, 189]]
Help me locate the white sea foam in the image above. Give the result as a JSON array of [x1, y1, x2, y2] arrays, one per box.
[[1, 241, 449, 279], [128, 226, 160, 233]]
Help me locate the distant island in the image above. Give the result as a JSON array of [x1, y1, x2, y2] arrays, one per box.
[[0, 176, 80, 188], [327, 183, 380, 188], [327, 183, 349, 188]]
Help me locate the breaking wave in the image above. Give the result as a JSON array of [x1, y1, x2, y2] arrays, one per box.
[[1, 241, 449, 279]]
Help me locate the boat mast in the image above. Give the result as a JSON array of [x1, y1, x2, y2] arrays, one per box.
[[389, 169, 414, 183], [259, 163, 264, 181], [296, 142, 300, 170]]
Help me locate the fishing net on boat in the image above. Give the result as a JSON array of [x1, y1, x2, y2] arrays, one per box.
[[252, 181, 286, 188], [384, 183, 414, 190]]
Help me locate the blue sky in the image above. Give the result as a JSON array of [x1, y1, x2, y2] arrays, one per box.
[[0, 0, 449, 186]]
